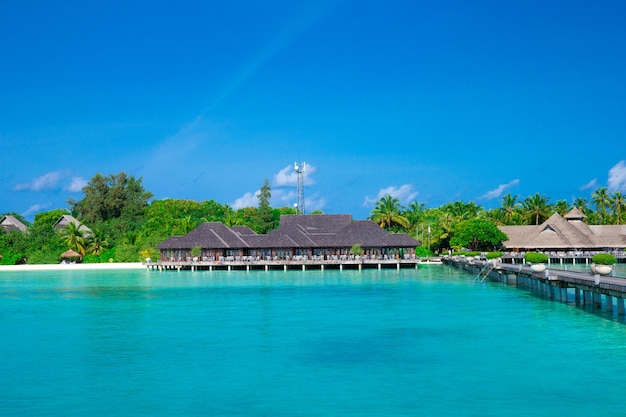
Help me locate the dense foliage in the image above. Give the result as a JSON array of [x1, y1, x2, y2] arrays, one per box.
[[2, 170, 625, 265], [592, 253, 616, 265], [524, 252, 549, 263]]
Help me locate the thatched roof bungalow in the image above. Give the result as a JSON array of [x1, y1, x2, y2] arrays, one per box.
[[0, 215, 28, 233], [499, 208, 626, 252], [53, 214, 93, 236], [156, 214, 419, 262]]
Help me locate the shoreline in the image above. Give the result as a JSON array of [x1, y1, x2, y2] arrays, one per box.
[[0, 262, 146, 272]]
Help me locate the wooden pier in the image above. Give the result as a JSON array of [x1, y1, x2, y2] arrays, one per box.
[[147, 258, 421, 272], [443, 256, 626, 316]]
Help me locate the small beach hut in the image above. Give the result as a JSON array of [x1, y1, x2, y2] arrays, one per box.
[[60, 249, 83, 263]]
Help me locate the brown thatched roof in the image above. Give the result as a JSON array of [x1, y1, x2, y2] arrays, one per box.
[[0, 215, 27, 233], [156, 214, 419, 251], [61, 249, 83, 259], [500, 209, 626, 250]]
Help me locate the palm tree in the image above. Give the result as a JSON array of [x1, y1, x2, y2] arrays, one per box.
[[521, 193, 552, 225], [443, 201, 482, 221], [573, 197, 589, 215], [486, 207, 505, 226], [554, 200, 570, 216], [370, 195, 409, 230], [592, 187, 612, 225], [500, 193, 520, 225], [404, 201, 426, 236], [87, 229, 109, 256], [611, 191, 626, 225], [60, 221, 87, 256]]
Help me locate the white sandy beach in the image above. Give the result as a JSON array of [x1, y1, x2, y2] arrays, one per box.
[[0, 262, 146, 272]]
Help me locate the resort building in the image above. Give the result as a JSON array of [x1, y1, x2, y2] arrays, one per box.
[[0, 215, 28, 233], [499, 208, 626, 261], [156, 214, 419, 262], [53, 214, 93, 236]]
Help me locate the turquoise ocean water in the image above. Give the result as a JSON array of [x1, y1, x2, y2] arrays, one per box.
[[2, 265, 626, 417]]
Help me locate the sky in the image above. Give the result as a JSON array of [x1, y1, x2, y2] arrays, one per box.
[[2, 0, 626, 221]]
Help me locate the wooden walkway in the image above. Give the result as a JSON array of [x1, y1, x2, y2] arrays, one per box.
[[443, 256, 626, 316], [147, 258, 422, 272]]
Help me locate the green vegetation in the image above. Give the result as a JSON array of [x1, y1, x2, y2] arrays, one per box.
[[486, 251, 503, 259], [349, 243, 364, 256], [524, 252, 549, 263], [592, 253, 616, 265], [2, 170, 626, 265], [449, 219, 508, 252]]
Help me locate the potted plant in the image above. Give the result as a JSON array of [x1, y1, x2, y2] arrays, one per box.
[[486, 251, 503, 266], [591, 253, 616, 276], [524, 252, 548, 272]]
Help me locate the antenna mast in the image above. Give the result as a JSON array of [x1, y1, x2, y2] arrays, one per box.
[[294, 162, 305, 215]]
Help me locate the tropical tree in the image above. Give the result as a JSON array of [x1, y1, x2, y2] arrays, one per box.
[[554, 200, 570, 216], [255, 178, 274, 234], [610, 191, 626, 225], [442, 200, 483, 222], [69, 171, 153, 226], [370, 195, 409, 230], [404, 201, 426, 237], [500, 193, 521, 225], [573, 197, 589, 216], [174, 215, 195, 235], [60, 221, 87, 256], [591, 187, 612, 225], [86, 229, 109, 256], [521, 193, 552, 225], [449, 219, 509, 252]]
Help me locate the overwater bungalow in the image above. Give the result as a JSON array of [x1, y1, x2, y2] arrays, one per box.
[[155, 214, 419, 263], [498, 208, 626, 262]]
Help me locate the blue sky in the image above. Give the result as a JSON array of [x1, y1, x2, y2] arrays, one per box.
[[2, 0, 626, 221]]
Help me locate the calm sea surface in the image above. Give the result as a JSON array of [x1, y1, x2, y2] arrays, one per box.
[[2, 265, 626, 417]]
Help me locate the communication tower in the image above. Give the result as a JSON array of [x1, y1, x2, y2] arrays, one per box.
[[294, 162, 305, 215]]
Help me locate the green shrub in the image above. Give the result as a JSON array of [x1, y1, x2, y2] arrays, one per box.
[[592, 253, 616, 265], [524, 252, 548, 263], [350, 243, 364, 256], [1, 251, 26, 265], [415, 246, 432, 257], [486, 251, 503, 259]]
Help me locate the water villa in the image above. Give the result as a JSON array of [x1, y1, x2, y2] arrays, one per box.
[[498, 208, 626, 264], [154, 214, 420, 271]]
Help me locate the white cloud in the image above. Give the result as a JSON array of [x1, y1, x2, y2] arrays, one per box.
[[14, 171, 64, 191], [273, 163, 316, 187], [65, 177, 88, 193], [363, 184, 418, 207], [273, 187, 326, 212], [580, 178, 598, 191], [233, 163, 324, 212], [608, 160, 626, 192], [231, 191, 259, 210], [305, 194, 327, 213], [479, 179, 520, 200], [23, 203, 50, 217]]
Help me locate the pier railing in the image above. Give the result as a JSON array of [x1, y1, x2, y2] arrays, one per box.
[[443, 255, 626, 317], [147, 256, 431, 271]]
